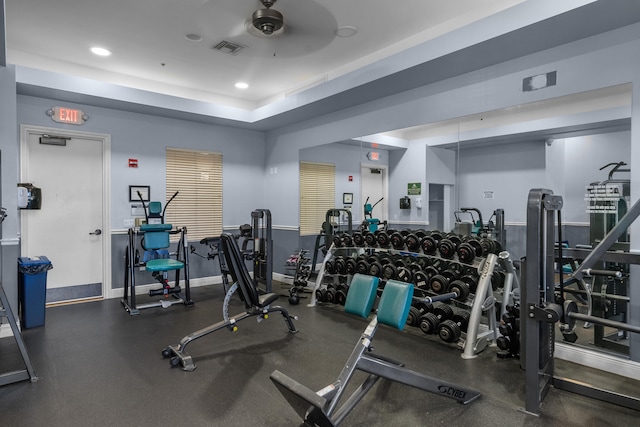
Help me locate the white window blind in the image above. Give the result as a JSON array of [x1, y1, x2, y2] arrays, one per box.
[[166, 148, 223, 241], [300, 161, 335, 236]]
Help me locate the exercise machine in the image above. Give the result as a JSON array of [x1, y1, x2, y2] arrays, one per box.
[[190, 224, 253, 293], [251, 209, 273, 294], [162, 232, 298, 371], [522, 188, 640, 415], [360, 196, 386, 233], [454, 207, 506, 251], [271, 274, 481, 426], [310, 209, 353, 275], [121, 191, 193, 315]]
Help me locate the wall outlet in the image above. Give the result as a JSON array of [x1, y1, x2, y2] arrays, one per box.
[[123, 218, 135, 228]]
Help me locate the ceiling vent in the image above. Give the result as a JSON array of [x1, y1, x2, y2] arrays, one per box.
[[213, 41, 246, 55]]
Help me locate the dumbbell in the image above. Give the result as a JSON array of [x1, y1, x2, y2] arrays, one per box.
[[420, 235, 438, 255], [406, 302, 433, 327], [419, 302, 455, 335], [428, 273, 450, 294], [315, 285, 336, 303], [352, 231, 365, 247], [355, 255, 370, 275], [396, 263, 413, 283], [445, 278, 470, 301], [334, 283, 350, 305], [457, 236, 483, 264], [479, 238, 501, 256], [404, 232, 421, 252], [437, 237, 459, 259], [496, 304, 520, 359], [367, 255, 384, 277], [380, 255, 397, 280], [389, 231, 405, 250], [334, 256, 347, 275], [345, 257, 357, 275], [438, 310, 471, 343], [376, 230, 392, 248], [325, 259, 336, 274], [492, 270, 506, 290], [363, 231, 377, 247]]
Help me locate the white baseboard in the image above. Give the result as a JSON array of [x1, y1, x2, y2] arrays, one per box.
[[555, 342, 640, 381]]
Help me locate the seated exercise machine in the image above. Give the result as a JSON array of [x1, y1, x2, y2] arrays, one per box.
[[162, 232, 298, 371], [271, 274, 481, 426], [121, 191, 193, 315]]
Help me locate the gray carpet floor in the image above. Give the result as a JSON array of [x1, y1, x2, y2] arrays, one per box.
[[1, 283, 639, 426]]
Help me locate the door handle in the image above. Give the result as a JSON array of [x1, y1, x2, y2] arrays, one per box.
[[90, 229, 102, 236]]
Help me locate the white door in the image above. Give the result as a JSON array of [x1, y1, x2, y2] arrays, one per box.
[[21, 126, 110, 303], [360, 165, 387, 223]]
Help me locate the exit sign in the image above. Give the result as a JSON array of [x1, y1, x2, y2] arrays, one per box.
[[48, 106, 87, 125]]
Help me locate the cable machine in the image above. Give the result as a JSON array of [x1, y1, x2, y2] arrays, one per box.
[[522, 188, 640, 415]]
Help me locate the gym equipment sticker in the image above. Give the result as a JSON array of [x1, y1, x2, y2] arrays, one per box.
[[585, 184, 621, 213]]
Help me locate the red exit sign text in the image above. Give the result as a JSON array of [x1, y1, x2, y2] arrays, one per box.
[[49, 106, 86, 125]]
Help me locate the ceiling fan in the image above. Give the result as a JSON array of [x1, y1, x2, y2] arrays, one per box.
[[251, 0, 284, 36]]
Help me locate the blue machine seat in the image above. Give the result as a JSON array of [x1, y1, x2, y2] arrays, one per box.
[[344, 274, 379, 318], [377, 279, 414, 330], [139, 223, 184, 272], [145, 258, 184, 272]]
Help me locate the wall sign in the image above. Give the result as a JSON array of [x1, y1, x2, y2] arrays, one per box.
[[407, 182, 421, 195], [47, 106, 88, 125]]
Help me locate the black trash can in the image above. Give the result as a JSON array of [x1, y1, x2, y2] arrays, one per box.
[[18, 256, 53, 329]]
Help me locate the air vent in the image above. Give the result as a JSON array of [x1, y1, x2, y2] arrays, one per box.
[[213, 41, 245, 55]]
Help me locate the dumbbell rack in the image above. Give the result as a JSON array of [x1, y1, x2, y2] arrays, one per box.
[[310, 228, 520, 358]]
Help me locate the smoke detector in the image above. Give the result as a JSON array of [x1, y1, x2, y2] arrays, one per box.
[[251, 0, 284, 35]]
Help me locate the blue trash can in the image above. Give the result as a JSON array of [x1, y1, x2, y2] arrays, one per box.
[[18, 256, 53, 329]]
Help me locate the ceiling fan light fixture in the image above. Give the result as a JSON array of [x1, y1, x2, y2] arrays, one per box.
[[252, 8, 284, 35]]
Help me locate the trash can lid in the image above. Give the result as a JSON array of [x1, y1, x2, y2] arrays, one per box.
[[18, 256, 51, 265]]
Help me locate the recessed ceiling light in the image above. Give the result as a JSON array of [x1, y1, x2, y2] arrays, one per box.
[[235, 82, 249, 89], [335, 26, 358, 38], [185, 33, 203, 42], [90, 47, 111, 56]]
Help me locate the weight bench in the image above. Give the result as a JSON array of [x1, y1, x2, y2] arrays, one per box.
[[271, 274, 481, 426], [162, 232, 297, 371]]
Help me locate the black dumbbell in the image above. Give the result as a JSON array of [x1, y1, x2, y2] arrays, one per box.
[[334, 256, 347, 275], [345, 257, 357, 275], [389, 231, 405, 250], [419, 302, 455, 335], [438, 310, 471, 343], [335, 283, 349, 305], [420, 235, 438, 255], [368, 256, 383, 277], [404, 233, 420, 252], [325, 259, 335, 274], [352, 231, 365, 247], [406, 302, 433, 327], [447, 279, 471, 301], [428, 273, 449, 294], [437, 238, 458, 259], [364, 231, 377, 247], [356, 255, 370, 275], [377, 230, 392, 248]]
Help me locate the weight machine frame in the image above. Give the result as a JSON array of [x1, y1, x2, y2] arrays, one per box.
[[251, 209, 273, 294], [522, 188, 640, 415]]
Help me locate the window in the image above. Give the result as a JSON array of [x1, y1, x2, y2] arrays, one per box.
[[166, 148, 222, 241], [299, 161, 335, 236]]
